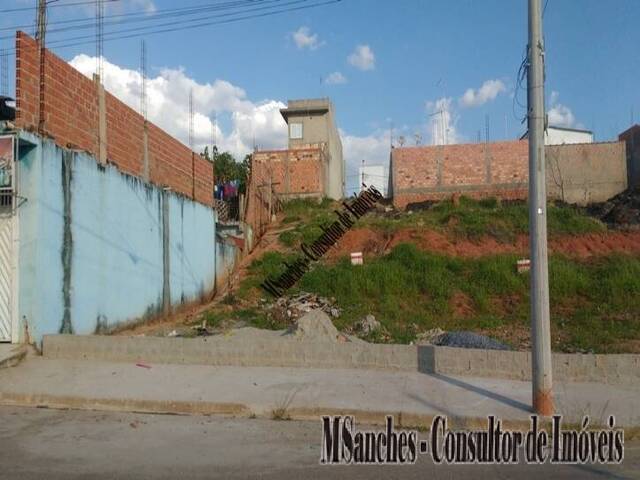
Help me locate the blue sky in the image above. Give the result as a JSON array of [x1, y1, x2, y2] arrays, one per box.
[[1, 0, 639, 191]]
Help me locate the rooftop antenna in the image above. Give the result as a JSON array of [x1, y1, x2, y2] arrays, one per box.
[[96, 0, 104, 81], [140, 39, 147, 120], [428, 110, 444, 145], [0, 49, 8, 97], [189, 88, 195, 199], [189, 88, 194, 151], [505, 113, 508, 139], [485, 114, 490, 143], [212, 112, 217, 159], [389, 120, 394, 149]]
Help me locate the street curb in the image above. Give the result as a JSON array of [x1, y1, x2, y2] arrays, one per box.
[[0, 391, 534, 430], [0, 392, 250, 417]]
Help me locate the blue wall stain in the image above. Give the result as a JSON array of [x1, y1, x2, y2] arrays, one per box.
[[60, 150, 74, 334]]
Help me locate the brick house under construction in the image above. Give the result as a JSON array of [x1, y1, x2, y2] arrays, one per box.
[[251, 98, 345, 201]]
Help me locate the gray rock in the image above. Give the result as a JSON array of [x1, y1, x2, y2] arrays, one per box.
[[433, 331, 511, 351], [291, 309, 340, 342], [415, 327, 445, 345], [359, 314, 381, 335]]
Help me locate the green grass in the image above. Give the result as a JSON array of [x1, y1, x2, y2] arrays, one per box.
[[276, 196, 606, 249], [280, 197, 334, 218], [221, 196, 633, 352], [239, 243, 640, 353], [277, 196, 605, 249], [360, 197, 605, 241]]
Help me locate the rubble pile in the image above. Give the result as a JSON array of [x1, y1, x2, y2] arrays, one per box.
[[264, 292, 341, 324], [589, 187, 640, 227]]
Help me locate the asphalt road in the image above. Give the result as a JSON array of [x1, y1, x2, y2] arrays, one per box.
[[0, 406, 638, 479]]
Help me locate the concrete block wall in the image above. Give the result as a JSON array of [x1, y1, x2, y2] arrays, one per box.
[[546, 142, 627, 204], [619, 124, 640, 188], [15, 32, 213, 206], [390, 140, 627, 208], [430, 346, 640, 385]]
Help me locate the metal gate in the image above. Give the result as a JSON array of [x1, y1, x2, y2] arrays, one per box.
[[0, 135, 15, 342]]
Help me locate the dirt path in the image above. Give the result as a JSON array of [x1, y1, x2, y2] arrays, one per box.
[[115, 217, 293, 336], [328, 228, 640, 259]]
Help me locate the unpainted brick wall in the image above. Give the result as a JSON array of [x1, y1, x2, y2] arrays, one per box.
[[15, 31, 213, 206], [244, 145, 324, 248], [251, 146, 324, 198], [391, 139, 626, 208]]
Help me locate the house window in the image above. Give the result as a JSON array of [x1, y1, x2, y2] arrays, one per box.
[[289, 123, 303, 139]]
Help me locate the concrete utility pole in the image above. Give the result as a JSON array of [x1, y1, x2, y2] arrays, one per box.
[[527, 0, 553, 416]]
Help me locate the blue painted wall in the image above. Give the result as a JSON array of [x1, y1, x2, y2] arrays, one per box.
[[215, 235, 238, 290], [16, 133, 217, 344]]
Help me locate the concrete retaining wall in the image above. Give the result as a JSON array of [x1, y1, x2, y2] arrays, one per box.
[[42, 335, 640, 386], [430, 346, 640, 384]]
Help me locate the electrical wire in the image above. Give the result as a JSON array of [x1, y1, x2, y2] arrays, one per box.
[[0, 0, 120, 14], [0, 0, 279, 37], [0, 0, 341, 57], [42, 0, 310, 46]]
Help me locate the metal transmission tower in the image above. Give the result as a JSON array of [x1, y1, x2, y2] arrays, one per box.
[[36, 0, 47, 132], [189, 89, 194, 151], [140, 39, 149, 180], [95, 0, 104, 80], [0, 50, 8, 97], [189, 89, 195, 199], [140, 40, 147, 120], [527, 0, 553, 416]]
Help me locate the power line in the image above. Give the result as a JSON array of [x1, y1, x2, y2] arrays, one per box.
[[140, 39, 147, 120], [0, 0, 340, 56], [96, 0, 104, 79], [0, 0, 278, 38], [0, 0, 120, 14], [42, 0, 316, 47], [0, 49, 8, 96]]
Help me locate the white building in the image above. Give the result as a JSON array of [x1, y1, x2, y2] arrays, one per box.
[[358, 164, 388, 197], [521, 125, 593, 146]]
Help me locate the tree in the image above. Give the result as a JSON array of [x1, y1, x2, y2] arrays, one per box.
[[201, 147, 249, 193]]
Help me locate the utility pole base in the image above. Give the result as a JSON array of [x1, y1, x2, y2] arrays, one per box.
[[533, 389, 554, 416]]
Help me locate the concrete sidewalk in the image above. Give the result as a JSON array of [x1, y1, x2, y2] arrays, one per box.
[[0, 357, 638, 427]]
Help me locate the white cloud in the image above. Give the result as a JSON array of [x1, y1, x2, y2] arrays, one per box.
[[459, 79, 506, 108], [325, 71, 347, 85], [340, 129, 390, 194], [348, 45, 375, 71], [426, 97, 459, 145], [130, 0, 157, 13], [547, 91, 578, 128], [292, 26, 323, 50], [69, 54, 287, 159]]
